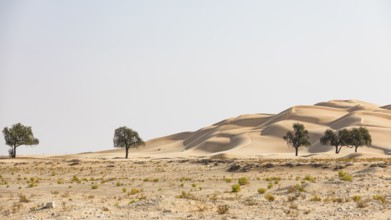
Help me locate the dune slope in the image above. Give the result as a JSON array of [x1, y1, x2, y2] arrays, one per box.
[[132, 100, 391, 158]]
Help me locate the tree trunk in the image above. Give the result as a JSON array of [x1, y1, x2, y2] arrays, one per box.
[[335, 146, 339, 154], [355, 147, 358, 153], [12, 146, 16, 158], [125, 147, 129, 159], [295, 147, 298, 156]]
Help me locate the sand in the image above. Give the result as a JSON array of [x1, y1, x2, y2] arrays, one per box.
[[0, 100, 390, 219]]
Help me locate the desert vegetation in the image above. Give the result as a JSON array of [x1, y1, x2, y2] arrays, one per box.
[[0, 158, 390, 219]]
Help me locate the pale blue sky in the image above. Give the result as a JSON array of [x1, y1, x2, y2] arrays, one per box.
[[1, 1, 391, 155]]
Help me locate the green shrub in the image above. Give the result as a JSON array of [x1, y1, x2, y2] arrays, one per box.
[[338, 171, 352, 182], [91, 185, 98, 189], [373, 195, 386, 204], [238, 177, 249, 186], [264, 193, 275, 202], [304, 175, 316, 183], [352, 195, 361, 202], [257, 188, 266, 194], [310, 194, 321, 202], [19, 194, 30, 203], [232, 184, 241, 193], [288, 184, 305, 193], [128, 188, 140, 195]]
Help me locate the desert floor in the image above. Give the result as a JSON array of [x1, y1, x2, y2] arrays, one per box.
[[0, 156, 390, 220]]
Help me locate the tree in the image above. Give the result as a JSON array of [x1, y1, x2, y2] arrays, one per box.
[[2, 123, 39, 158], [320, 129, 350, 154], [349, 127, 372, 153], [113, 126, 144, 159], [283, 123, 311, 156]]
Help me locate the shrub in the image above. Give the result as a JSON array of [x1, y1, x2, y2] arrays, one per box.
[[232, 184, 241, 193], [257, 188, 266, 194], [217, 204, 229, 215], [310, 194, 321, 202], [352, 195, 361, 202], [238, 177, 249, 186], [357, 200, 367, 208], [288, 184, 304, 193], [176, 191, 196, 200], [304, 175, 316, 183], [71, 176, 81, 184], [267, 183, 273, 189], [373, 195, 386, 204], [338, 171, 352, 182], [19, 194, 30, 203], [128, 188, 140, 195], [264, 193, 275, 202], [91, 185, 98, 189]]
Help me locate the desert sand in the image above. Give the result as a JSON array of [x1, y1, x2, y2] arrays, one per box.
[[0, 100, 390, 219]]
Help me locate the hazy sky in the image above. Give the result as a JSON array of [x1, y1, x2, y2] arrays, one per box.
[[1, 1, 391, 156]]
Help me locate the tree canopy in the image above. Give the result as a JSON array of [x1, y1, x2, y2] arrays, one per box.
[[320, 127, 372, 153], [283, 123, 311, 156], [3, 123, 39, 158], [113, 126, 144, 159], [320, 129, 350, 154], [349, 127, 372, 152]]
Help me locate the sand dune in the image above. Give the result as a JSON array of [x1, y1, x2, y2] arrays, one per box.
[[120, 100, 390, 158], [55, 100, 391, 160]]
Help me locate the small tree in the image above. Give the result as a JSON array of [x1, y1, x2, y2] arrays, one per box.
[[349, 127, 372, 153], [283, 123, 311, 156], [2, 123, 39, 158], [320, 129, 350, 154], [113, 126, 144, 159]]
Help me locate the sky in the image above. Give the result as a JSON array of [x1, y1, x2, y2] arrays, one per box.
[[1, 0, 391, 156]]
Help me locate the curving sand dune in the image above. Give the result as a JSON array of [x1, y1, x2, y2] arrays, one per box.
[[120, 100, 391, 158], [60, 100, 391, 160]]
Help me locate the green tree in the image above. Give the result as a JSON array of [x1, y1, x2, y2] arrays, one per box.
[[349, 127, 372, 153], [283, 123, 311, 156], [2, 123, 39, 158], [320, 129, 350, 154], [113, 126, 144, 159]]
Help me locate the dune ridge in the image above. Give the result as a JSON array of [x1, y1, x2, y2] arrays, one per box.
[[129, 100, 391, 158]]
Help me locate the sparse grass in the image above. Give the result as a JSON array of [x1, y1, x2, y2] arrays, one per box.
[[238, 177, 249, 186], [257, 188, 266, 194], [128, 188, 140, 195], [232, 184, 241, 193], [71, 175, 81, 184], [310, 194, 321, 202], [373, 195, 386, 204], [18, 194, 30, 203], [288, 184, 305, 193], [352, 195, 361, 202], [357, 200, 368, 208], [176, 191, 197, 200], [264, 193, 275, 202], [303, 175, 316, 183], [217, 204, 229, 215], [338, 170, 352, 182]]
